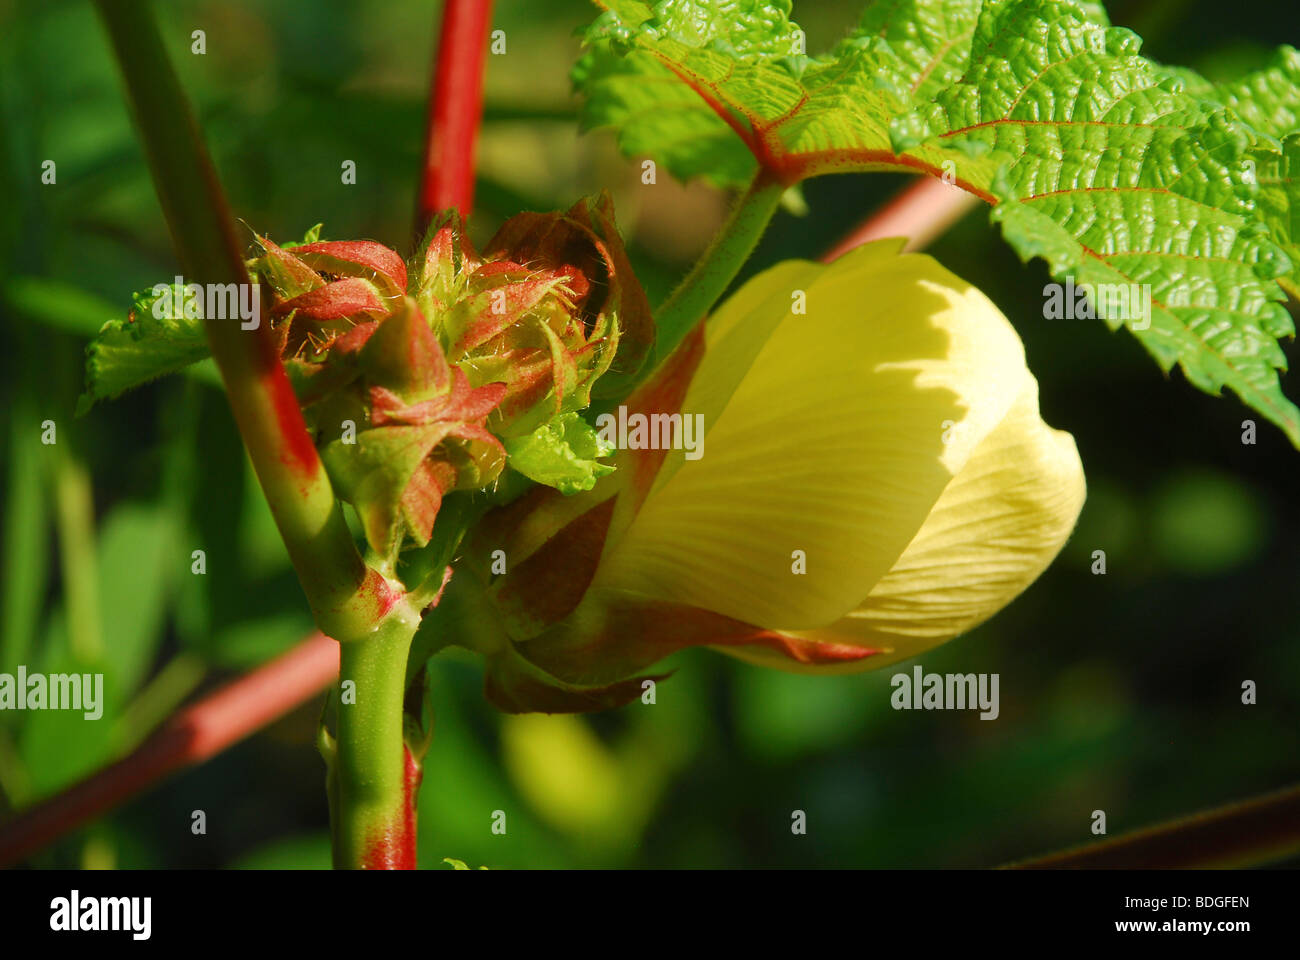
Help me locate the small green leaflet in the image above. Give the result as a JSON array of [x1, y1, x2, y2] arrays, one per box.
[[503, 412, 616, 495], [282, 222, 326, 249], [574, 0, 1300, 446], [77, 285, 210, 415], [78, 224, 328, 412]]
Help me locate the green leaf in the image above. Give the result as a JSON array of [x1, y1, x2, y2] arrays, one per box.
[[503, 412, 615, 495], [855, 0, 985, 102], [574, 0, 904, 189], [575, 0, 1300, 444], [891, 0, 1300, 445], [1251, 134, 1300, 301], [1181, 47, 1300, 298], [572, 42, 758, 188], [1203, 45, 1300, 140], [78, 284, 211, 414], [573, 0, 1101, 188]]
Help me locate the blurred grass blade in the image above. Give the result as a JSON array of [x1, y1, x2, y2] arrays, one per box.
[[1, 389, 49, 673], [96, 502, 175, 695], [52, 444, 102, 665], [3, 277, 118, 338]]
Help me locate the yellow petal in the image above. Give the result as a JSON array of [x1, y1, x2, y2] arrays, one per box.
[[727, 373, 1085, 673], [594, 240, 1033, 630]]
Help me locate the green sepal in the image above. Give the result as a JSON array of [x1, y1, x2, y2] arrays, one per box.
[[321, 422, 454, 562], [504, 412, 616, 495]]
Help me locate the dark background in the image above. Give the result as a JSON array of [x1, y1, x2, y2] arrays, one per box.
[[1, 0, 1298, 868]]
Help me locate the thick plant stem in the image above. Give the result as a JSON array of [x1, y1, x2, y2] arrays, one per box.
[[331, 609, 423, 870], [652, 172, 785, 362], [93, 0, 422, 871], [92, 0, 384, 639]]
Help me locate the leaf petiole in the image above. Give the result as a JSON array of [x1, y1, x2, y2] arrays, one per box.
[[651, 173, 785, 362]]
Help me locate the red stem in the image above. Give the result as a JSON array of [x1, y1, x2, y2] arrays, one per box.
[[821, 176, 979, 262], [417, 0, 495, 232], [360, 745, 423, 870], [0, 634, 339, 867]]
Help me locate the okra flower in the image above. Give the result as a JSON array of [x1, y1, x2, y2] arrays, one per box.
[[454, 239, 1086, 712]]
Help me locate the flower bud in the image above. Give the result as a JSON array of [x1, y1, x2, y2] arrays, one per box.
[[451, 241, 1086, 712], [414, 193, 652, 438], [245, 196, 652, 568]]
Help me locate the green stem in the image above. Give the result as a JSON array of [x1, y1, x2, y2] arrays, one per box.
[[93, 0, 422, 871], [331, 609, 423, 870], [652, 172, 785, 361], [92, 0, 384, 640]]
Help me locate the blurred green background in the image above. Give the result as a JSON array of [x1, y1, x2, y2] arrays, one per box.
[[2, 0, 1298, 869]]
